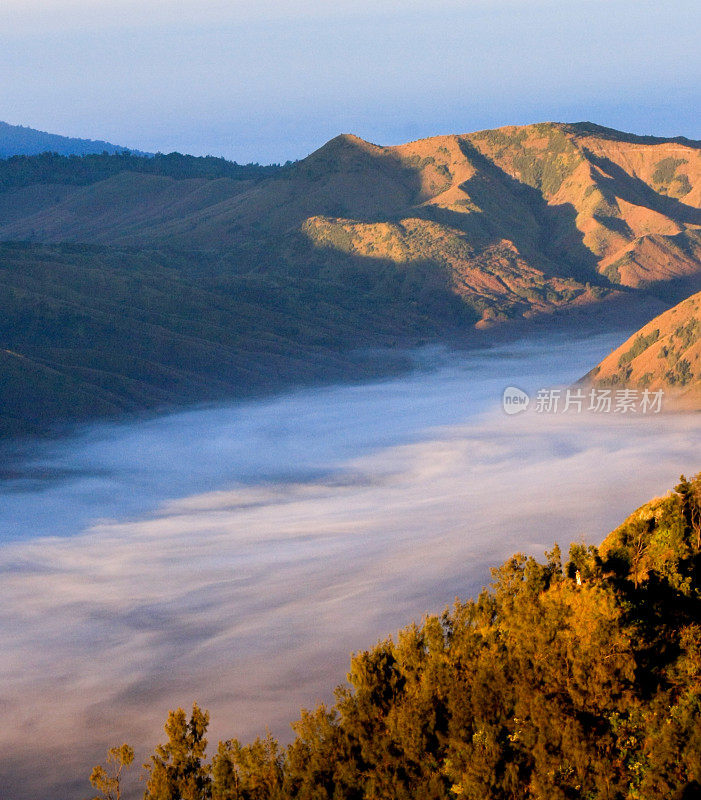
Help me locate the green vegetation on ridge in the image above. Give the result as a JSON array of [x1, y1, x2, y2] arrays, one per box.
[[0, 150, 281, 191]]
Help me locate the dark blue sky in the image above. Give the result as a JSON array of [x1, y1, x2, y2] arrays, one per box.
[[1, 0, 699, 162]]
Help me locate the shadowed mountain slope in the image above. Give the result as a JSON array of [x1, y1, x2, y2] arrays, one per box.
[[0, 241, 467, 437]]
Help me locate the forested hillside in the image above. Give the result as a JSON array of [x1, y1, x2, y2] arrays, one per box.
[[93, 472, 701, 800], [0, 242, 467, 437], [0, 150, 280, 191]]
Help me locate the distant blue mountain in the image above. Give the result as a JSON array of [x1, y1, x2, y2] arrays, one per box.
[[0, 120, 149, 158]]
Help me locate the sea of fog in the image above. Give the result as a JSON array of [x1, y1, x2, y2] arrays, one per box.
[[1, 331, 699, 799]]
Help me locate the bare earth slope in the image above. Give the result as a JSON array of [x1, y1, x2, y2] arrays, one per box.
[[1, 122, 699, 327], [584, 291, 701, 408]]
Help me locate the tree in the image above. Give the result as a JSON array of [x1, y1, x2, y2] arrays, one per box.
[[212, 732, 283, 800], [89, 744, 134, 800], [628, 518, 653, 589], [144, 703, 211, 800], [676, 473, 701, 550]]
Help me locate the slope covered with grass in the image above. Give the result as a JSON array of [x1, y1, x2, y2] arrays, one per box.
[[0, 242, 472, 436]]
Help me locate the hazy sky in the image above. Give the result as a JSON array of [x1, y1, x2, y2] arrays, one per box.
[[1, 0, 699, 162]]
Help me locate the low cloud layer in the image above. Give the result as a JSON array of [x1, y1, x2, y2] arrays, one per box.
[[1, 335, 698, 798]]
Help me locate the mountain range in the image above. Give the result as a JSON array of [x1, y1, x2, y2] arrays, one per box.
[[0, 120, 144, 158], [1, 121, 699, 434], [2, 123, 700, 316]]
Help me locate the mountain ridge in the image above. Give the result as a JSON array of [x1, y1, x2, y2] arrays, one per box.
[[2, 120, 697, 322], [0, 119, 147, 158], [0, 120, 699, 435]]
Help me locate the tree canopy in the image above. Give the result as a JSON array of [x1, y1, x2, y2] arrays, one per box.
[[0, 150, 282, 191], [93, 471, 701, 799]]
